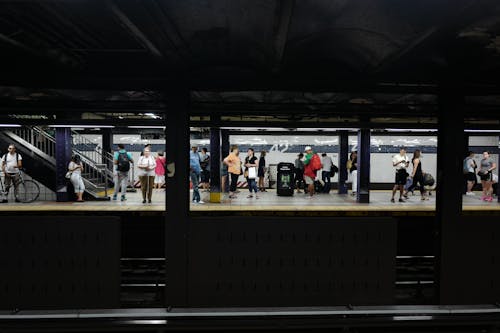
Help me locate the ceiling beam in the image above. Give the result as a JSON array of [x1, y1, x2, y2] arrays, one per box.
[[106, 0, 164, 59], [272, 0, 295, 71]]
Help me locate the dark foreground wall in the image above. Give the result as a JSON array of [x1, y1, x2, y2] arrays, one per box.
[[184, 217, 397, 307], [0, 216, 121, 310]]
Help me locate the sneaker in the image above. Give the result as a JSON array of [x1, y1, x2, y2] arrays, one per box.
[[112, 195, 117, 201], [148, 200, 152, 204], [121, 196, 127, 201], [486, 196, 493, 202], [255, 196, 259, 199], [391, 198, 395, 203], [142, 199, 146, 204], [15, 198, 21, 203], [0, 199, 7, 203], [399, 198, 405, 203], [465, 192, 475, 196], [197, 200, 205, 204], [247, 195, 253, 198]]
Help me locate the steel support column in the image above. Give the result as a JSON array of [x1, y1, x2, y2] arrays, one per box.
[[102, 128, 113, 168], [357, 129, 370, 203], [165, 90, 190, 307], [436, 90, 465, 302], [209, 127, 221, 202], [55, 128, 72, 202], [338, 130, 348, 194]]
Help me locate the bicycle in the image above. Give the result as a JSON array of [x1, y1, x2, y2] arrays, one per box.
[[0, 168, 40, 203]]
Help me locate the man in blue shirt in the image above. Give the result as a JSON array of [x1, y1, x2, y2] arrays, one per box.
[[113, 144, 134, 201], [190, 145, 203, 204]]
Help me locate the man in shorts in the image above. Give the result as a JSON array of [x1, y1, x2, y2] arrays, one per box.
[[391, 147, 410, 203], [463, 151, 477, 195]]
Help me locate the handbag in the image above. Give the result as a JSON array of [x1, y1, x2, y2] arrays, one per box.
[[248, 167, 257, 179], [65, 171, 72, 179]]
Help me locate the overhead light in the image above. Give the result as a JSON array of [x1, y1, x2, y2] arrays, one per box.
[[465, 129, 500, 133], [385, 128, 437, 132], [144, 113, 161, 119], [48, 125, 115, 128], [127, 126, 165, 129], [0, 124, 21, 127]]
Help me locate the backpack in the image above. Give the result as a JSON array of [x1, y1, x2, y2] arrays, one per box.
[[117, 152, 130, 172], [311, 154, 322, 171], [423, 173, 435, 186], [331, 163, 339, 176]]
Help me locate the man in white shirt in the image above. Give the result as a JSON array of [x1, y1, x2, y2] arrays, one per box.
[[321, 153, 333, 193], [391, 147, 409, 203], [1, 144, 23, 203]]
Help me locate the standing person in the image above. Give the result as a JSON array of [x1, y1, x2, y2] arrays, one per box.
[[221, 158, 229, 193], [68, 155, 85, 202], [113, 144, 134, 201], [303, 146, 321, 198], [1, 144, 22, 203], [199, 147, 210, 192], [223, 145, 241, 199], [154, 152, 166, 189], [391, 147, 410, 203], [137, 148, 156, 204], [294, 153, 305, 193], [463, 151, 477, 196], [244, 148, 259, 199], [478, 151, 497, 202], [258, 151, 267, 192], [404, 149, 427, 201], [348, 151, 358, 196], [321, 153, 333, 193], [190, 145, 203, 204]]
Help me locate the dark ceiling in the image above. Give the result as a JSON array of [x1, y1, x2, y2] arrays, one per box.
[[1, 0, 500, 91]]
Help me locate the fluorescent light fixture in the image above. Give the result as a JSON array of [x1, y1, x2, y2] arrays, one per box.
[[385, 128, 438, 132], [49, 125, 115, 128], [465, 129, 500, 133], [127, 126, 165, 129], [0, 123, 21, 127], [220, 127, 359, 132]]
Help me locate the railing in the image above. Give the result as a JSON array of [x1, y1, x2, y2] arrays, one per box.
[[9, 126, 113, 199]]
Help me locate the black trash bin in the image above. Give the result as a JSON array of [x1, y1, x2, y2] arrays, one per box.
[[277, 162, 295, 196]]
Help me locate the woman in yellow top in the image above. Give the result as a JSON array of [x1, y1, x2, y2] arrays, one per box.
[[223, 145, 241, 199]]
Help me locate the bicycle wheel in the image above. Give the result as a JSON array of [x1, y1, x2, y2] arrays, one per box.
[[16, 180, 40, 203]]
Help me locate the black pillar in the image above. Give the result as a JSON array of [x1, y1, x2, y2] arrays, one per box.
[[338, 130, 348, 194], [102, 128, 113, 169], [357, 129, 370, 203], [221, 129, 230, 193], [165, 90, 190, 307], [209, 127, 221, 202], [55, 128, 72, 202], [436, 90, 465, 302]]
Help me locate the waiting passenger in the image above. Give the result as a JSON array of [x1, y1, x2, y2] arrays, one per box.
[[221, 158, 228, 193], [190, 145, 203, 204], [68, 154, 85, 202], [1, 144, 23, 203], [463, 151, 477, 196], [138, 148, 157, 204], [348, 151, 358, 196], [258, 151, 267, 192], [404, 149, 428, 201], [223, 146, 241, 199], [154, 152, 166, 189], [321, 153, 333, 193], [244, 148, 259, 199], [478, 151, 497, 202], [199, 147, 210, 192], [295, 153, 305, 193], [391, 147, 410, 203], [113, 143, 134, 201], [303, 146, 321, 198]]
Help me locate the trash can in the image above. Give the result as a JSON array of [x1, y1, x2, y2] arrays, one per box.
[[277, 162, 295, 196]]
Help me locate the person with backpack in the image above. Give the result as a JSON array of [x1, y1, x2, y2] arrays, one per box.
[[1, 144, 22, 203], [199, 147, 210, 192], [294, 153, 305, 193], [463, 151, 477, 196], [113, 143, 134, 201], [321, 153, 333, 193], [303, 146, 321, 198]]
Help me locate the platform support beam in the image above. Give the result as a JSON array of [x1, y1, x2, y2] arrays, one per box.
[[338, 130, 348, 194], [102, 128, 113, 169], [209, 126, 221, 202], [436, 88, 465, 302], [165, 90, 190, 307], [55, 127, 72, 202], [221, 129, 230, 192], [357, 128, 370, 203]]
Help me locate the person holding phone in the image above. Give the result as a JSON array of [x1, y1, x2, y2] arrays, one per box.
[[391, 147, 410, 203]]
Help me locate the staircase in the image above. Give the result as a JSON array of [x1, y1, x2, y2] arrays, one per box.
[[0, 126, 113, 200]]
